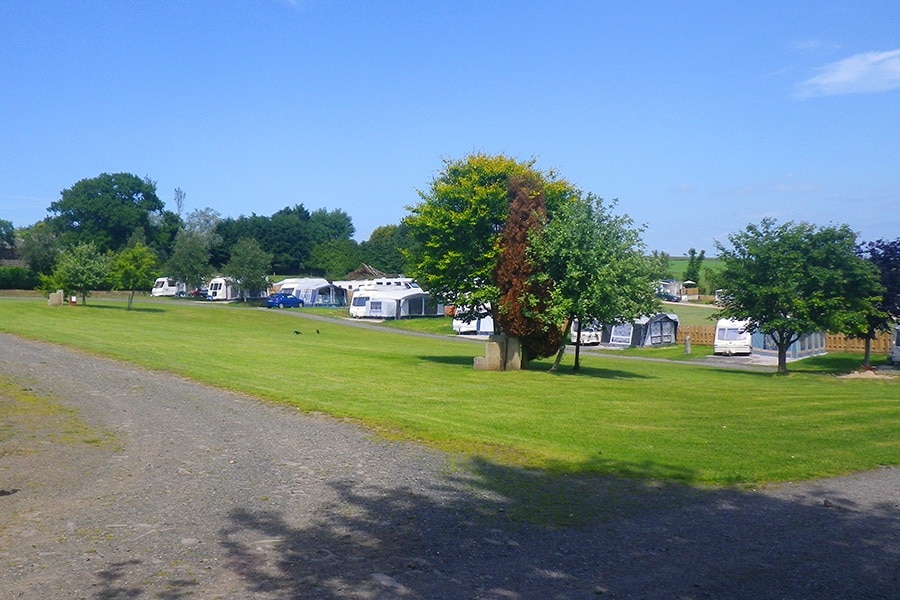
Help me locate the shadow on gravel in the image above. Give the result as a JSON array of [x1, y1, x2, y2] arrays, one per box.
[[216, 462, 898, 599], [93, 560, 143, 599]]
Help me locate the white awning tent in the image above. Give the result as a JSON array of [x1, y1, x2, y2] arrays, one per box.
[[274, 278, 347, 307], [348, 286, 443, 319]]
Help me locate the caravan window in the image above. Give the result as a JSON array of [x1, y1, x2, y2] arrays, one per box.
[[351, 296, 368, 307], [717, 327, 744, 341], [650, 321, 675, 345], [280, 287, 295, 297], [370, 301, 382, 311], [610, 324, 633, 345]]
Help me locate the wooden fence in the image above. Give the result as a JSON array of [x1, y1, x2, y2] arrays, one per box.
[[676, 325, 894, 354]]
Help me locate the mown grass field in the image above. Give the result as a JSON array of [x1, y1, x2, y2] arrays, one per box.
[[0, 297, 896, 487]]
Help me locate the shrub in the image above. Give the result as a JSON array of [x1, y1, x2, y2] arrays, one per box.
[[0, 266, 39, 290]]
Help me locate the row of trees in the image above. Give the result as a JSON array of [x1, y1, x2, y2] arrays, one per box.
[[4, 172, 418, 299], [404, 154, 899, 374]]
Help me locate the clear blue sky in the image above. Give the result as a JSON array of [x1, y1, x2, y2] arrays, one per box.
[[2, 1, 898, 254]]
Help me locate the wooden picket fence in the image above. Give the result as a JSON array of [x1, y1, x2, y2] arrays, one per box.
[[676, 325, 894, 354]]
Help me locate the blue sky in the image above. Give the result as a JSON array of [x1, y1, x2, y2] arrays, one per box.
[[2, 1, 898, 255]]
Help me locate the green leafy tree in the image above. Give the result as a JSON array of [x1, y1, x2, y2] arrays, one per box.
[[47, 173, 166, 253], [532, 194, 659, 371], [403, 153, 542, 312], [716, 219, 883, 373], [0, 219, 14, 258], [268, 205, 312, 273], [308, 208, 355, 245], [210, 213, 269, 269], [50, 242, 111, 305], [111, 243, 159, 310], [223, 238, 272, 300], [683, 247, 705, 288], [18, 222, 61, 275], [857, 238, 900, 368], [309, 238, 360, 280], [185, 207, 223, 246], [359, 224, 411, 275], [165, 230, 214, 293], [647, 250, 671, 282]]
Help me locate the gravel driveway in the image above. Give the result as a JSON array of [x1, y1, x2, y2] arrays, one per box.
[[0, 333, 896, 599]]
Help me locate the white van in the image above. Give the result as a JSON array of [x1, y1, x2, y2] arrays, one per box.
[[714, 318, 752, 355], [150, 277, 185, 297]]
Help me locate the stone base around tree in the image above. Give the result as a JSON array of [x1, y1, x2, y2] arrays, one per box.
[[474, 334, 522, 371]]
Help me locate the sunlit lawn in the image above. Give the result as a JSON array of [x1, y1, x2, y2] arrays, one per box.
[[0, 297, 896, 486]]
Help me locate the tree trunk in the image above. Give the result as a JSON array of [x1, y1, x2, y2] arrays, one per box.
[[127, 290, 135, 311], [549, 317, 573, 372], [863, 331, 873, 370], [573, 320, 582, 372], [776, 344, 788, 374]]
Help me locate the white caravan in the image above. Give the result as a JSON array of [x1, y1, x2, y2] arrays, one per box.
[[452, 305, 494, 335], [206, 277, 239, 301], [569, 319, 602, 345], [714, 318, 752, 355], [150, 277, 185, 297]]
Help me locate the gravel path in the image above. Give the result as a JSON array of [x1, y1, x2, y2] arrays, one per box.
[[0, 333, 896, 599]]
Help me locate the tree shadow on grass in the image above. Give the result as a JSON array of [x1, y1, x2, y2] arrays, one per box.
[[544, 363, 655, 380], [82, 304, 165, 313], [417, 354, 477, 367], [418, 355, 654, 380], [216, 460, 898, 599]]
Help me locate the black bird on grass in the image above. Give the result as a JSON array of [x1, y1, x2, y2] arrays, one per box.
[[294, 330, 302, 335]]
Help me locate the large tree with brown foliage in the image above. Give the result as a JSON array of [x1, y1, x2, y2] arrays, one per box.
[[494, 174, 563, 362], [405, 153, 655, 369]]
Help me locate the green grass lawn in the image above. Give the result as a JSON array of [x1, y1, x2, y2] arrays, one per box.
[[1, 297, 896, 487]]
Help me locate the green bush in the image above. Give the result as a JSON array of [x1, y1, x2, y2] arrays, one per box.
[[0, 266, 39, 290]]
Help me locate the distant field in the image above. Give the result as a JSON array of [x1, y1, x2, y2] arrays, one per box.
[[0, 297, 895, 487]]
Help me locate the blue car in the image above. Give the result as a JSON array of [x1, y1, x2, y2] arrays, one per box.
[[265, 293, 304, 309]]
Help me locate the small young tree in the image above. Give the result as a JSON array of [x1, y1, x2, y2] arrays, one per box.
[[223, 238, 272, 300], [165, 230, 214, 294], [51, 242, 111, 305], [531, 194, 659, 371], [683, 247, 705, 289], [111, 243, 158, 310]]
